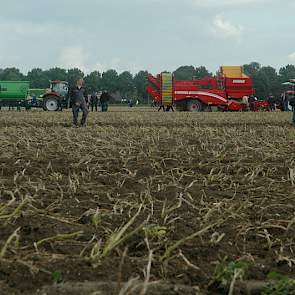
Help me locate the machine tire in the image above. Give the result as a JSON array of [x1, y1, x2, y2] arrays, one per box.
[[186, 99, 204, 112], [175, 101, 186, 111], [43, 95, 60, 112]]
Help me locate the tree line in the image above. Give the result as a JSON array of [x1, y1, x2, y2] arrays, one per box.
[[0, 62, 295, 103]]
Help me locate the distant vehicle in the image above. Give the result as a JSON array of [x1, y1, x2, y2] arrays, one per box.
[[147, 66, 269, 112], [0, 80, 70, 111], [42, 80, 69, 111]]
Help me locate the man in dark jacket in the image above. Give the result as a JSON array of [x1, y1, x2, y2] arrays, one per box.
[[267, 94, 276, 112], [71, 78, 89, 127], [100, 90, 110, 112], [90, 92, 98, 112], [249, 95, 255, 112], [289, 93, 295, 125]]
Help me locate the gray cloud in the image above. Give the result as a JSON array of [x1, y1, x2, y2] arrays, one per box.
[[0, 0, 294, 74]]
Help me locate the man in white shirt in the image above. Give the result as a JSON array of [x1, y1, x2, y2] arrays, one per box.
[[241, 95, 248, 112]]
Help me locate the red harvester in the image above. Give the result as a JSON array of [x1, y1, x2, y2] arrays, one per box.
[[147, 66, 267, 112]]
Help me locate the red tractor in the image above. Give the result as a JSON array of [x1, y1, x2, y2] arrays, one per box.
[[147, 66, 269, 112], [42, 80, 70, 111]]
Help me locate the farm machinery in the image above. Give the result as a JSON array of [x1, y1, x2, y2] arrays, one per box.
[[0, 80, 69, 111], [147, 66, 269, 112], [42, 81, 69, 111]]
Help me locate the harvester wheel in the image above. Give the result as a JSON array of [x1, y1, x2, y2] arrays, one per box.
[[175, 101, 186, 111], [187, 99, 203, 112], [43, 96, 59, 112]]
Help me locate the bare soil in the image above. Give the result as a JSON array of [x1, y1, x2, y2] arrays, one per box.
[[0, 108, 295, 294]]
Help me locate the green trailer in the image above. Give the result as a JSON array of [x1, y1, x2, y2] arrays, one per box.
[[0, 81, 30, 107], [0, 80, 70, 111], [29, 88, 46, 99]]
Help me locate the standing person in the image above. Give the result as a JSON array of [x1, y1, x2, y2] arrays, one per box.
[[268, 94, 276, 112], [86, 95, 91, 108], [249, 95, 255, 112], [100, 90, 110, 112], [32, 93, 37, 106], [71, 78, 89, 127], [241, 95, 248, 112], [289, 93, 295, 125], [284, 92, 289, 112], [281, 93, 285, 111], [128, 99, 134, 108], [90, 92, 98, 112], [158, 104, 165, 112], [166, 105, 174, 112]]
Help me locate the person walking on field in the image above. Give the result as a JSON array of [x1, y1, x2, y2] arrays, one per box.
[[268, 94, 276, 112], [166, 105, 174, 112], [100, 90, 110, 112], [289, 93, 295, 125], [90, 92, 98, 112], [241, 95, 248, 112], [249, 95, 256, 112], [71, 78, 89, 127], [158, 104, 165, 112]]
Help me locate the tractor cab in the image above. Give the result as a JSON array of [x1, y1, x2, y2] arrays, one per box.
[[50, 81, 69, 98]]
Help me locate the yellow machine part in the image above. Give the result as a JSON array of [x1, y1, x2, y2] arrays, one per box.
[[220, 66, 249, 78], [161, 73, 173, 106]]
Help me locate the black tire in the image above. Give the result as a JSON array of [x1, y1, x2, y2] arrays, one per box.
[[186, 99, 204, 112], [43, 95, 59, 112], [175, 101, 186, 112]]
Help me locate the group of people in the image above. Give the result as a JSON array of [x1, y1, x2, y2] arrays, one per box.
[[86, 91, 110, 112], [71, 78, 110, 127], [241, 95, 258, 112], [266, 92, 295, 112], [241, 93, 295, 113]]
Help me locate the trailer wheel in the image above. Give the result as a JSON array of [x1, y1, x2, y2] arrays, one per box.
[[187, 99, 203, 112], [43, 96, 59, 111]]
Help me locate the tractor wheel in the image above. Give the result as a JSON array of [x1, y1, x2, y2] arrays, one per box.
[[43, 96, 59, 111], [186, 99, 204, 112]]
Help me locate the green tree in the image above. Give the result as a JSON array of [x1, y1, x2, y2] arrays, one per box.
[[27, 68, 48, 88], [173, 66, 196, 80], [44, 68, 67, 82], [195, 66, 212, 79], [256, 66, 281, 99], [118, 71, 134, 98], [243, 62, 261, 77], [84, 71, 102, 93], [67, 68, 84, 88], [243, 62, 279, 99], [279, 64, 295, 82], [0, 67, 24, 80], [134, 70, 149, 103], [101, 70, 119, 92]]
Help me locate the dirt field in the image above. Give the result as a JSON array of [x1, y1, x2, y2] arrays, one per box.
[[0, 108, 295, 295]]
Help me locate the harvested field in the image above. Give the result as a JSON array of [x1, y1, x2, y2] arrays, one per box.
[[0, 108, 295, 295]]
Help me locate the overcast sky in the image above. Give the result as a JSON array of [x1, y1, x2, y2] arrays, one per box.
[[0, 0, 294, 74]]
